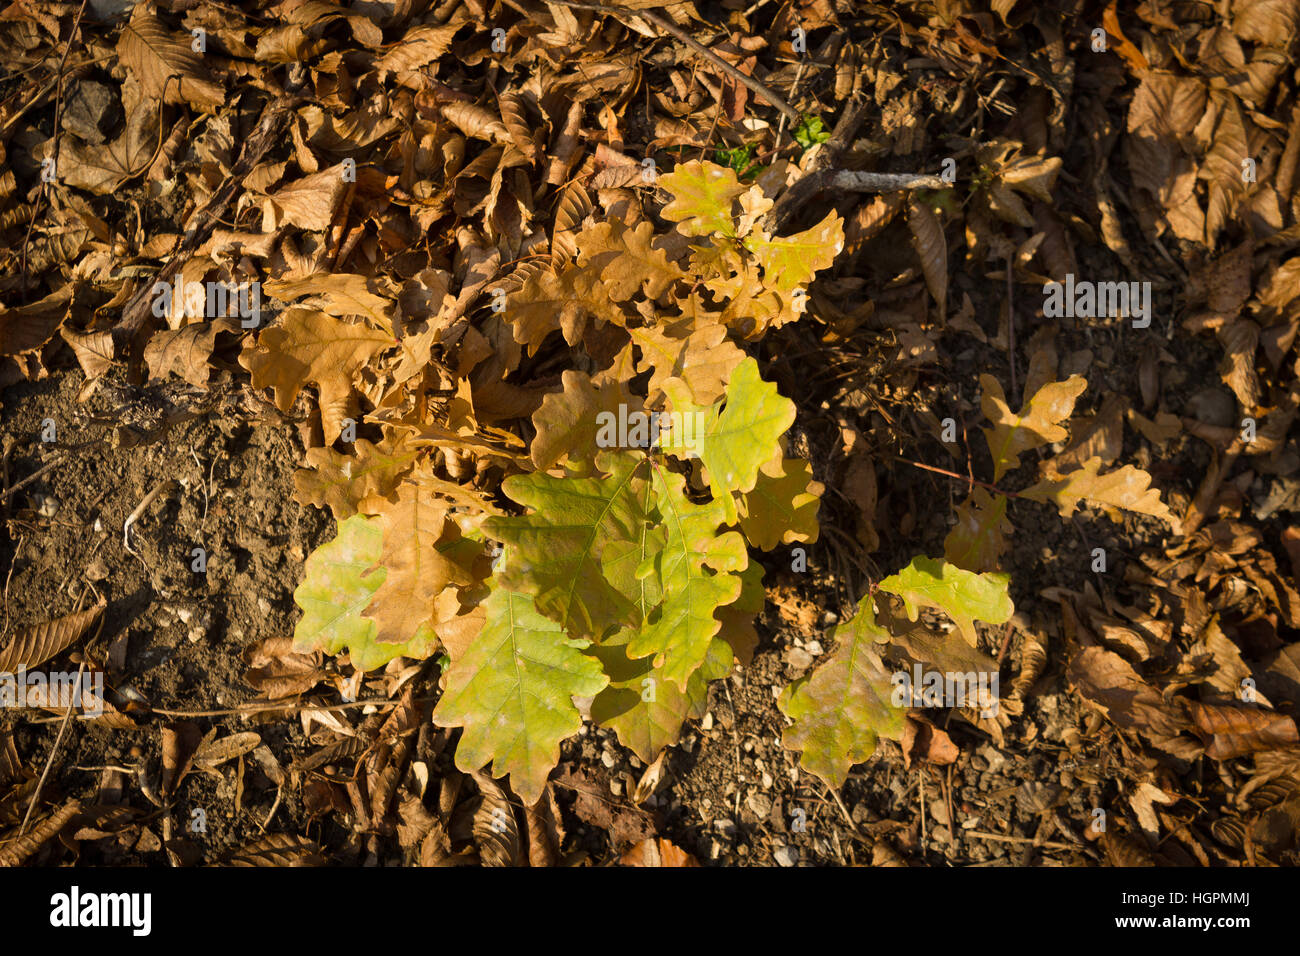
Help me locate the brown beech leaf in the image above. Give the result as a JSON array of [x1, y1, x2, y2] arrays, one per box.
[[375, 21, 464, 78], [0, 599, 105, 672], [242, 636, 325, 700], [225, 834, 327, 866], [620, 837, 698, 867], [0, 285, 75, 356], [193, 732, 263, 771], [1067, 647, 1189, 737], [551, 182, 594, 268], [262, 166, 351, 233], [523, 785, 564, 868], [470, 772, 523, 867], [160, 721, 202, 799], [117, 6, 225, 111], [0, 800, 82, 867], [262, 272, 396, 332], [1185, 700, 1300, 760], [907, 197, 947, 318], [59, 328, 115, 378]]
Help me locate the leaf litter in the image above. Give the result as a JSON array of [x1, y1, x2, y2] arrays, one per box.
[[0, 0, 1298, 869]]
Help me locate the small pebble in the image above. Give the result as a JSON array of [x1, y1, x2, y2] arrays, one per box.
[[774, 845, 799, 867]]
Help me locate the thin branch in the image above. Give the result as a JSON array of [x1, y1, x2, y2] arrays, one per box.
[[891, 456, 1023, 500], [18, 661, 86, 837]]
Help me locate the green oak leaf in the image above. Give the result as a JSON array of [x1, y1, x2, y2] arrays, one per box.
[[658, 159, 745, 237], [433, 580, 609, 804], [779, 595, 907, 788], [293, 514, 435, 672], [483, 451, 650, 640], [660, 357, 796, 524], [878, 555, 1013, 647], [626, 465, 747, 690], [589, 628, 731, 763]]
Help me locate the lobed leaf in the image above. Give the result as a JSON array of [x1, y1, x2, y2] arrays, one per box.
[[779, 596, 908, 788], [980, 373, 1087, 481], [658, 159, 745, 237], [432, 582, 609, 804], [878, 556, 1013, 647], [660, 357, 796, 524], [293, 515, 435, 672]]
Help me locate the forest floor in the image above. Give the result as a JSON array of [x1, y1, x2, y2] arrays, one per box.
[[2, 0, 1300, 867]]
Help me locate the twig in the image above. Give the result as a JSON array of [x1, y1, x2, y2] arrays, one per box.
[[918, 768, 927, 846], [550, 0, 801, 122], [18, 661, 87, 837], [0, 452, 66, 502], [819, 780, 866, 840], [891, 456, 1023, 499], [966, 830, 1077, 851], [1006, 253, 1017, 398], [123, 478, 174, 556]]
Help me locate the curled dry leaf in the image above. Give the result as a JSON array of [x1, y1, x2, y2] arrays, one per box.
[[194, 732, 263, 771], [242, 635, 325, 700], [1068, 647, 1189, 738], [0, 800, 82, 867], [470, 772, 523, 867], [907, 196, 947, 319], [143, 318, 240, 387], [901, 715, 959, 768], [161, 722, 202, 799], [1185, 700, 1300, 760]]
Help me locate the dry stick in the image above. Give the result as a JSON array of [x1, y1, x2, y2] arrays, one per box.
[[0, 452, 66, 503], [122, 478, 174, 555], [766, 149, 949, 230], [765, 90, 871, 233], [893, 456, 1023, 500], [18, 660, 87, 837], [966, 830, 1076, 851], [551, 0, 802, 123]]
